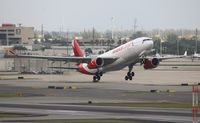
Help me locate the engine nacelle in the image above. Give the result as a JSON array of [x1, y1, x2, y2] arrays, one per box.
[[143, 58, 159, 69], [87, 57, 104, 69]]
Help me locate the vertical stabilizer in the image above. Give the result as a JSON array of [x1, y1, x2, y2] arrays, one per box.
[[72, 39, 84, 57]]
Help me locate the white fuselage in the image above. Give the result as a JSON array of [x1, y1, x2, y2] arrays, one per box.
[[193, 52, 200, 58], [99, 37, 154, 73]]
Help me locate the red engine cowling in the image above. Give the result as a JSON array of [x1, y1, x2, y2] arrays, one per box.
[[87, 57, 104, 69], [143, 58, 159, 69]]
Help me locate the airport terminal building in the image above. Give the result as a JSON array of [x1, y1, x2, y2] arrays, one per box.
[[0, 23, 34, 45]]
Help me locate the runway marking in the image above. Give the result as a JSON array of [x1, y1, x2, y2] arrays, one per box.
[[46, 110, 85, 114]]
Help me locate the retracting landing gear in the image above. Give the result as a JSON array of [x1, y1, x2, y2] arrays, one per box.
[[125, 64, 135, 81], [125, 71, 135, 80], [93, 72, 103, 82]]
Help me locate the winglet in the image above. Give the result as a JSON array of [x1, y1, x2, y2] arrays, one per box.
[[72, 39, 84, 57]]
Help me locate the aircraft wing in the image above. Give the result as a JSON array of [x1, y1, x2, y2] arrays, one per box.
[[138, 51, 187, 65], [16, 54, 118, 66], [155, 51, 187, 61], [157, 55, 185, 61]]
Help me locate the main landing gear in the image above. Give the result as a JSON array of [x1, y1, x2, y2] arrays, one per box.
[[93, 72, 103, 82], [125, 71, 135, 80], [125, 64, 135, 81]]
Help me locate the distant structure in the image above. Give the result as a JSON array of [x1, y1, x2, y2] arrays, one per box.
[[111, 16, 114, 40], [0, 23, 34, 45], [195, 28, 198, 53], [133, 18, 138, 33]]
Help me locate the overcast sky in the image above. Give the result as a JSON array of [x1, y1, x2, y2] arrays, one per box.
[[0, 0, 199, 31]]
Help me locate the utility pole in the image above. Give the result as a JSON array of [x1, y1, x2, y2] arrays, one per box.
[[111, 16, 114, 40], [133, 18, 137, 34], [92, 27, 95, 46], [6, 29, 9, 46], [195, 28, 198, 53], [159, 30, 162, 56], [177, 39, 179, 55], [41, 24, 44, 42], [160, 41, 162, 55], [66, 29, 69, 56]]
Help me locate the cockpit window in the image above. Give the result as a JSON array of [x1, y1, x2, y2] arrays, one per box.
[[143, 39, 151, 41], [142, 39, 152, 43]]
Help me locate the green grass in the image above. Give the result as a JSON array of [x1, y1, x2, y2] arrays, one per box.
[[0, 77, 18, 80], [9, 119, 158, 123], [0, 113, 29, 118], [0, 93, 22, 97], [0, 112, 47, 119], [81, 102, 194, 109]]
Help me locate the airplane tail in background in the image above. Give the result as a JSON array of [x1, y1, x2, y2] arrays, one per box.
[[194, 51, 197, 56], [72, 39, 84, 57], [183, 51, 187, 56]]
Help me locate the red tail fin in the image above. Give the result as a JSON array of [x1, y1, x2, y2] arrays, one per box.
[[72, 39, 84, 57]]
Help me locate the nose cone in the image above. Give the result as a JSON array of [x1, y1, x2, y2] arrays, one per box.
[[146, 39, 153, 49], [150, 40, 154, 47]]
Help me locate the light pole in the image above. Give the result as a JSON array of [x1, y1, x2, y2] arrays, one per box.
[[160, 39, 163, 56], [66, 29, 69, 56], [177, 39, 179, 55], [111, 16, 114, 40], [195, 28, 198, 53], [6, 29, 9, 45]]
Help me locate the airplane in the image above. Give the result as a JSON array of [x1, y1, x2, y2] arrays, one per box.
[[16, 37, 187, 82], [192, 51, 200, 61]]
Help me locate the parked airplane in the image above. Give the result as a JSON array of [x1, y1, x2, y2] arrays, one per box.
[[192, 51, 200, 61], [17, 37, 186, 82]]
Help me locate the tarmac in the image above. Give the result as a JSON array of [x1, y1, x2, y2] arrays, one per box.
[[0, 58, 199, 122]]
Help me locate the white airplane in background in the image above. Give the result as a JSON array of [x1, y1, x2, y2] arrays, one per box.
[[17, 37, 186, 82], [192, 51, 200, 61]]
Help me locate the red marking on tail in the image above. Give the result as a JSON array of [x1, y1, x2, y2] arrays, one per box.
[[72, 39, 84, 57]]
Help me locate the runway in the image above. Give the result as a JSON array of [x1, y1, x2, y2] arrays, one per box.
[[0, 103, 193, 123], [0, 59, 199, 122]]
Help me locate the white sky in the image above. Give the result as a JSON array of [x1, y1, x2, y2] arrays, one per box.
[[0, 0, 200, 31]]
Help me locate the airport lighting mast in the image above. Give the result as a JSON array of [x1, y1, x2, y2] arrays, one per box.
[[177, 39, 179, 55], [41, 24, 44, 42], [6, 29, 8, 46], [133, 18, 137, 34], [66, 29, 69, 56], [195, 28, 198, 53], [159, 30, 163, 56], [111, 16, 114, 40], [92, 27, 95, 46], [160, 39, 163, 56]]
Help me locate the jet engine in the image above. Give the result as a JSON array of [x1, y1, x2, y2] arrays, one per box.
[[143, 58, 159, 69], [87, 57, 104, 69]]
